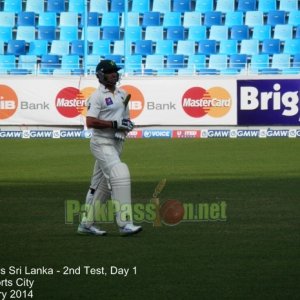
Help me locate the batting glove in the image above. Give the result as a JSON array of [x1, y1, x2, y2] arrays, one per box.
[[112, 118, 134, 131], [114, 131, 127, 141]]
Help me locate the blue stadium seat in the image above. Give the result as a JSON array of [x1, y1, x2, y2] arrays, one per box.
[[28, 40, 48, 55], [216, 0, 235, 12], [176, 40, 196, 55], [111, 0, 125, 12], [6, 40, 26, 55], [283, 39, 300, 55], [47, 0, 65, 13], [0, 27, 13, 41], [166, 26, 185, 41], [195, 0, 214, 12], [50, 40, 70, 56], [209, 54, 228, 70], [295, 26, 300, 39], [59, 12, 79, 27], [0, 41, 4, 54], [61, 54, 80, 70], [291, 54, 300, 73], [134, 40, 153, 55], [3, 0, 22, 12], [237, 0, 257, 11], [152, 0, 171, 12], [183, 12, 202, 27], [166, 54, 185, 69], [271, 53, 291, 73], [37, 26, 56, 41], [228, 54, 248, 71], [0, 12, 15, 27], [86, 54, 101, 73], [89, 0, 108, 13], [188, 26, 207, 40], [219, 39, 238, 55], [91, 40, 111, 55], [209, 25, 229, 40], [125, 54, 143, 74], [173, 0, 192, 12], [26, 0, 44, 13], [40, 54, 60, 74], [145, 26, 164, 41], [230, 25, 250, 40], [38, 12, 57, 26], [145, 54, 164, 72], [163, 12, 182, 27], [203, 11, 223, 27], [0, 54, 16, 74], [59, 26, 78, 41], [187, 54, 206, 70], [197, 39, 217, 55], [18, 55, 37, 73], [16, 26, 36, 42], [17, 12, 36, 26], [104, 54, 123, 64], [266, 11, 286, 26], [261, 39, 281, 54], [70, 40, 84, 56], [240, 39, 259, 55], [102, 26, 120, 41], [81, 12, 100, 27], [101, 12, 120, 27], [113, 40, 131, 55], [279, 0, 298, 12], [273, 24, 293, 41], [81, 27, 100, 42], [142, 12, 161, 27], [68, 0, 84, 13], [121, 12, 140, 27], [245, 11, 264, 26], [125, 26, 142, 42], [224, 11, 244, 27], [249, 54, 269, 73], [131, 0, 150, 13], [155, 40, 174, 55], [258, 0, 277, 12], [252, 25, 272, 41], [287, 10, 300, 26]]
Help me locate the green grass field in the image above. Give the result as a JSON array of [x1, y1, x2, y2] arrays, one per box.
[[0, 138, 299, 300]]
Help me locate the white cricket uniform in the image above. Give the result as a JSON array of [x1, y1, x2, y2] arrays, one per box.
[[87, 83, 129, 179], [83, 83, 133, 227]]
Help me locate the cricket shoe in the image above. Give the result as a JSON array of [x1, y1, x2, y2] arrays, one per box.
[[119, 224, 142, 236], [77, 224, 107, 236]]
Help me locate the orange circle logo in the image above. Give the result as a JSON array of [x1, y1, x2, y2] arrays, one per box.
[[182, 86, 232, 118], [0, 85, 18, 120], [120, 85, 144, 119]]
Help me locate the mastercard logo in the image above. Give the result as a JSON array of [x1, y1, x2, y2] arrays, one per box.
[[55, 87, 96, 118], [0, 85, 18, 120], [182, 87, 232, 118], [120, 85, 144, 119]]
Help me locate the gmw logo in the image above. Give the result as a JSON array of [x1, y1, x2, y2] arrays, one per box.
[[182, 86, 232, 118]]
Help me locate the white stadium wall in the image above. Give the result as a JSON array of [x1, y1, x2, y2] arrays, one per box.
[[1, 75, 300, 139]]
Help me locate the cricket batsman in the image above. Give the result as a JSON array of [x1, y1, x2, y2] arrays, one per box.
[[77, 59, 142, 236]]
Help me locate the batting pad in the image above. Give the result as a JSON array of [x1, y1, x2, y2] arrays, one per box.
[[110, 162, 133, 227]]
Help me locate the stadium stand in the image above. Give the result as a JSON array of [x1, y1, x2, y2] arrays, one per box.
[[0, 0, 300, 75]]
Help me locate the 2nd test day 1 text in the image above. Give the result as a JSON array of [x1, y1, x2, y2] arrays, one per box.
[[0, 266, 136, 277]]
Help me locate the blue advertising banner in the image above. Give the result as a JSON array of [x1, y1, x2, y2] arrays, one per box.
[[237, 79, 300, 125]]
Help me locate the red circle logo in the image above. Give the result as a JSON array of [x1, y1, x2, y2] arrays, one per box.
[[182, 87, 232, 118], [55, 87, 89, 118]]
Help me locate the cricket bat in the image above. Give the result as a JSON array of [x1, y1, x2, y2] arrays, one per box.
[[123, 94, 131, 108], [150, 178, 167, 227]]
